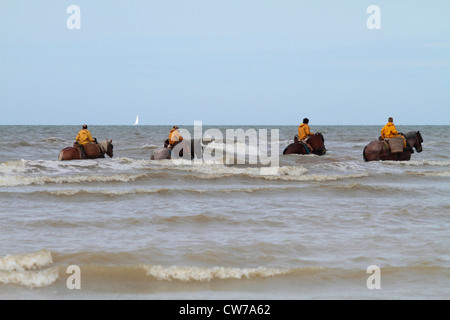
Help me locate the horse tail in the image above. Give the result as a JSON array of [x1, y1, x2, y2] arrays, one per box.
[[363, 146, 368, 162], [58, 150, 64, 161]]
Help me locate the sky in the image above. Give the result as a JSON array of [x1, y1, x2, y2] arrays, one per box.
[[1, 0, 449, 125]]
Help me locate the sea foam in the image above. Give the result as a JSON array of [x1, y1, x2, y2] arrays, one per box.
[[142, 265, 290, 282], [0, 249, 58, 288]]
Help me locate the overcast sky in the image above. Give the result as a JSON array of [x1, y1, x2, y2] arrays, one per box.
[[1, 0, 449, 125]]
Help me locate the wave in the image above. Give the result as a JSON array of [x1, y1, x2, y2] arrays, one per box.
[[2, 157, 447, 182], [0, 249, 53, 271], [261, 171, 369, 181], [39, 137, 66, 143], [324, 183, 410, 194], [0, 159, 100, 175], [1, 185, 304, 197], [2, 249, 449, 291], [0, 267, 59, 289], [168, 163, 306, 177], [0, 159, 27, 174], [155, 164, 369, 182], [137, 264, 450, 283], [0, 249, 293, 288], [0, 172, 147, 187], [0, 249, 58, 289], [0, 141, 35, 147], [0, 164, 370, 187], [153, 212, 230, 225], [205, 141, 273, 158], [140, 144, 159, 150], [1, 137, 66, 146], [141, 265, 291, 282], [0, 158, 166, 177], [8, 179, 403, 198], [384, 160, 450, 166], [122, 144, 160, 151], [406, 170, 450, 177]]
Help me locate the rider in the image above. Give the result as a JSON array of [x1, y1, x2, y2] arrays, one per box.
[[76, 124, 95, 145], [75, 124, 97, 157], [380, 117, 406, 148], [297, 118, 314, 152], [168, 125, 183, 149]]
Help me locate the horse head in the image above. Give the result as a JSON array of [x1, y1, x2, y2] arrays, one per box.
[[307, 133, 326, 155], [107, 139, 114, 157], [405, 131, 423, 153], [414, 131, 423, 153], [99, 139, 114, 158], [192, 138, 204, 159]]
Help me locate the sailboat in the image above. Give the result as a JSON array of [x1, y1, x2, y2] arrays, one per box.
[[134, 114, 139, 126]]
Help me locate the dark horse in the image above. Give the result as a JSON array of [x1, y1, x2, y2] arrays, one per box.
[[151, 139, 203, 160], [58, 139, 114, 161], [283, 133, 327, 155], [363, 131, 423, 162]]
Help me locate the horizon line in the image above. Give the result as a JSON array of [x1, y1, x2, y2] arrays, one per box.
[[0, 123, 447, 126]]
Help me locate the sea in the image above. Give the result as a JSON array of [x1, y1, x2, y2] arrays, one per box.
[[0, 124, 449, 300]]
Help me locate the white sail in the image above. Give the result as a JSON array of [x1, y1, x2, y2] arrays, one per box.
[[134, 114, 139, 126]]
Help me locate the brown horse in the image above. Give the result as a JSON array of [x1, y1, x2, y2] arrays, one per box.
[[283, 133, 327, 155], [58, 139, 114, 161], [363, 131, 423, 162], [151, 139, 203, 160]]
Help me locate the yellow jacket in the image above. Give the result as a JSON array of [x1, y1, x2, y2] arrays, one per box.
[[76, 129, 94, 145], [381, 122, 399, 139], [169, 128, 183, 145], [298, 123, 313, 140]]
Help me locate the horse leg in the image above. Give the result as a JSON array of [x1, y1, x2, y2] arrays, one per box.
[[191, 139, 203, 160], [398, 151, 412, 161], [80, 145, 86, 159]]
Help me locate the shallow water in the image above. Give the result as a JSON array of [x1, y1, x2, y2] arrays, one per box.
[[0, 125, 449, 299]]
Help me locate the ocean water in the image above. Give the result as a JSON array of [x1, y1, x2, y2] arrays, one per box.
[[0, 125, 449, 300]]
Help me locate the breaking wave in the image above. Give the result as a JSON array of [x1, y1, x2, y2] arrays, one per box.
[[384, 160, 450, 166], [39, 137, 66, 143], [0, 173, 146, 187], [0, 157, 370, 187], [1, 185, 302, 197], [2, 249, 448, 294], [0, 249, 58, 288], [406, 170, 450, 177], [141, 265, 290, 282]]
